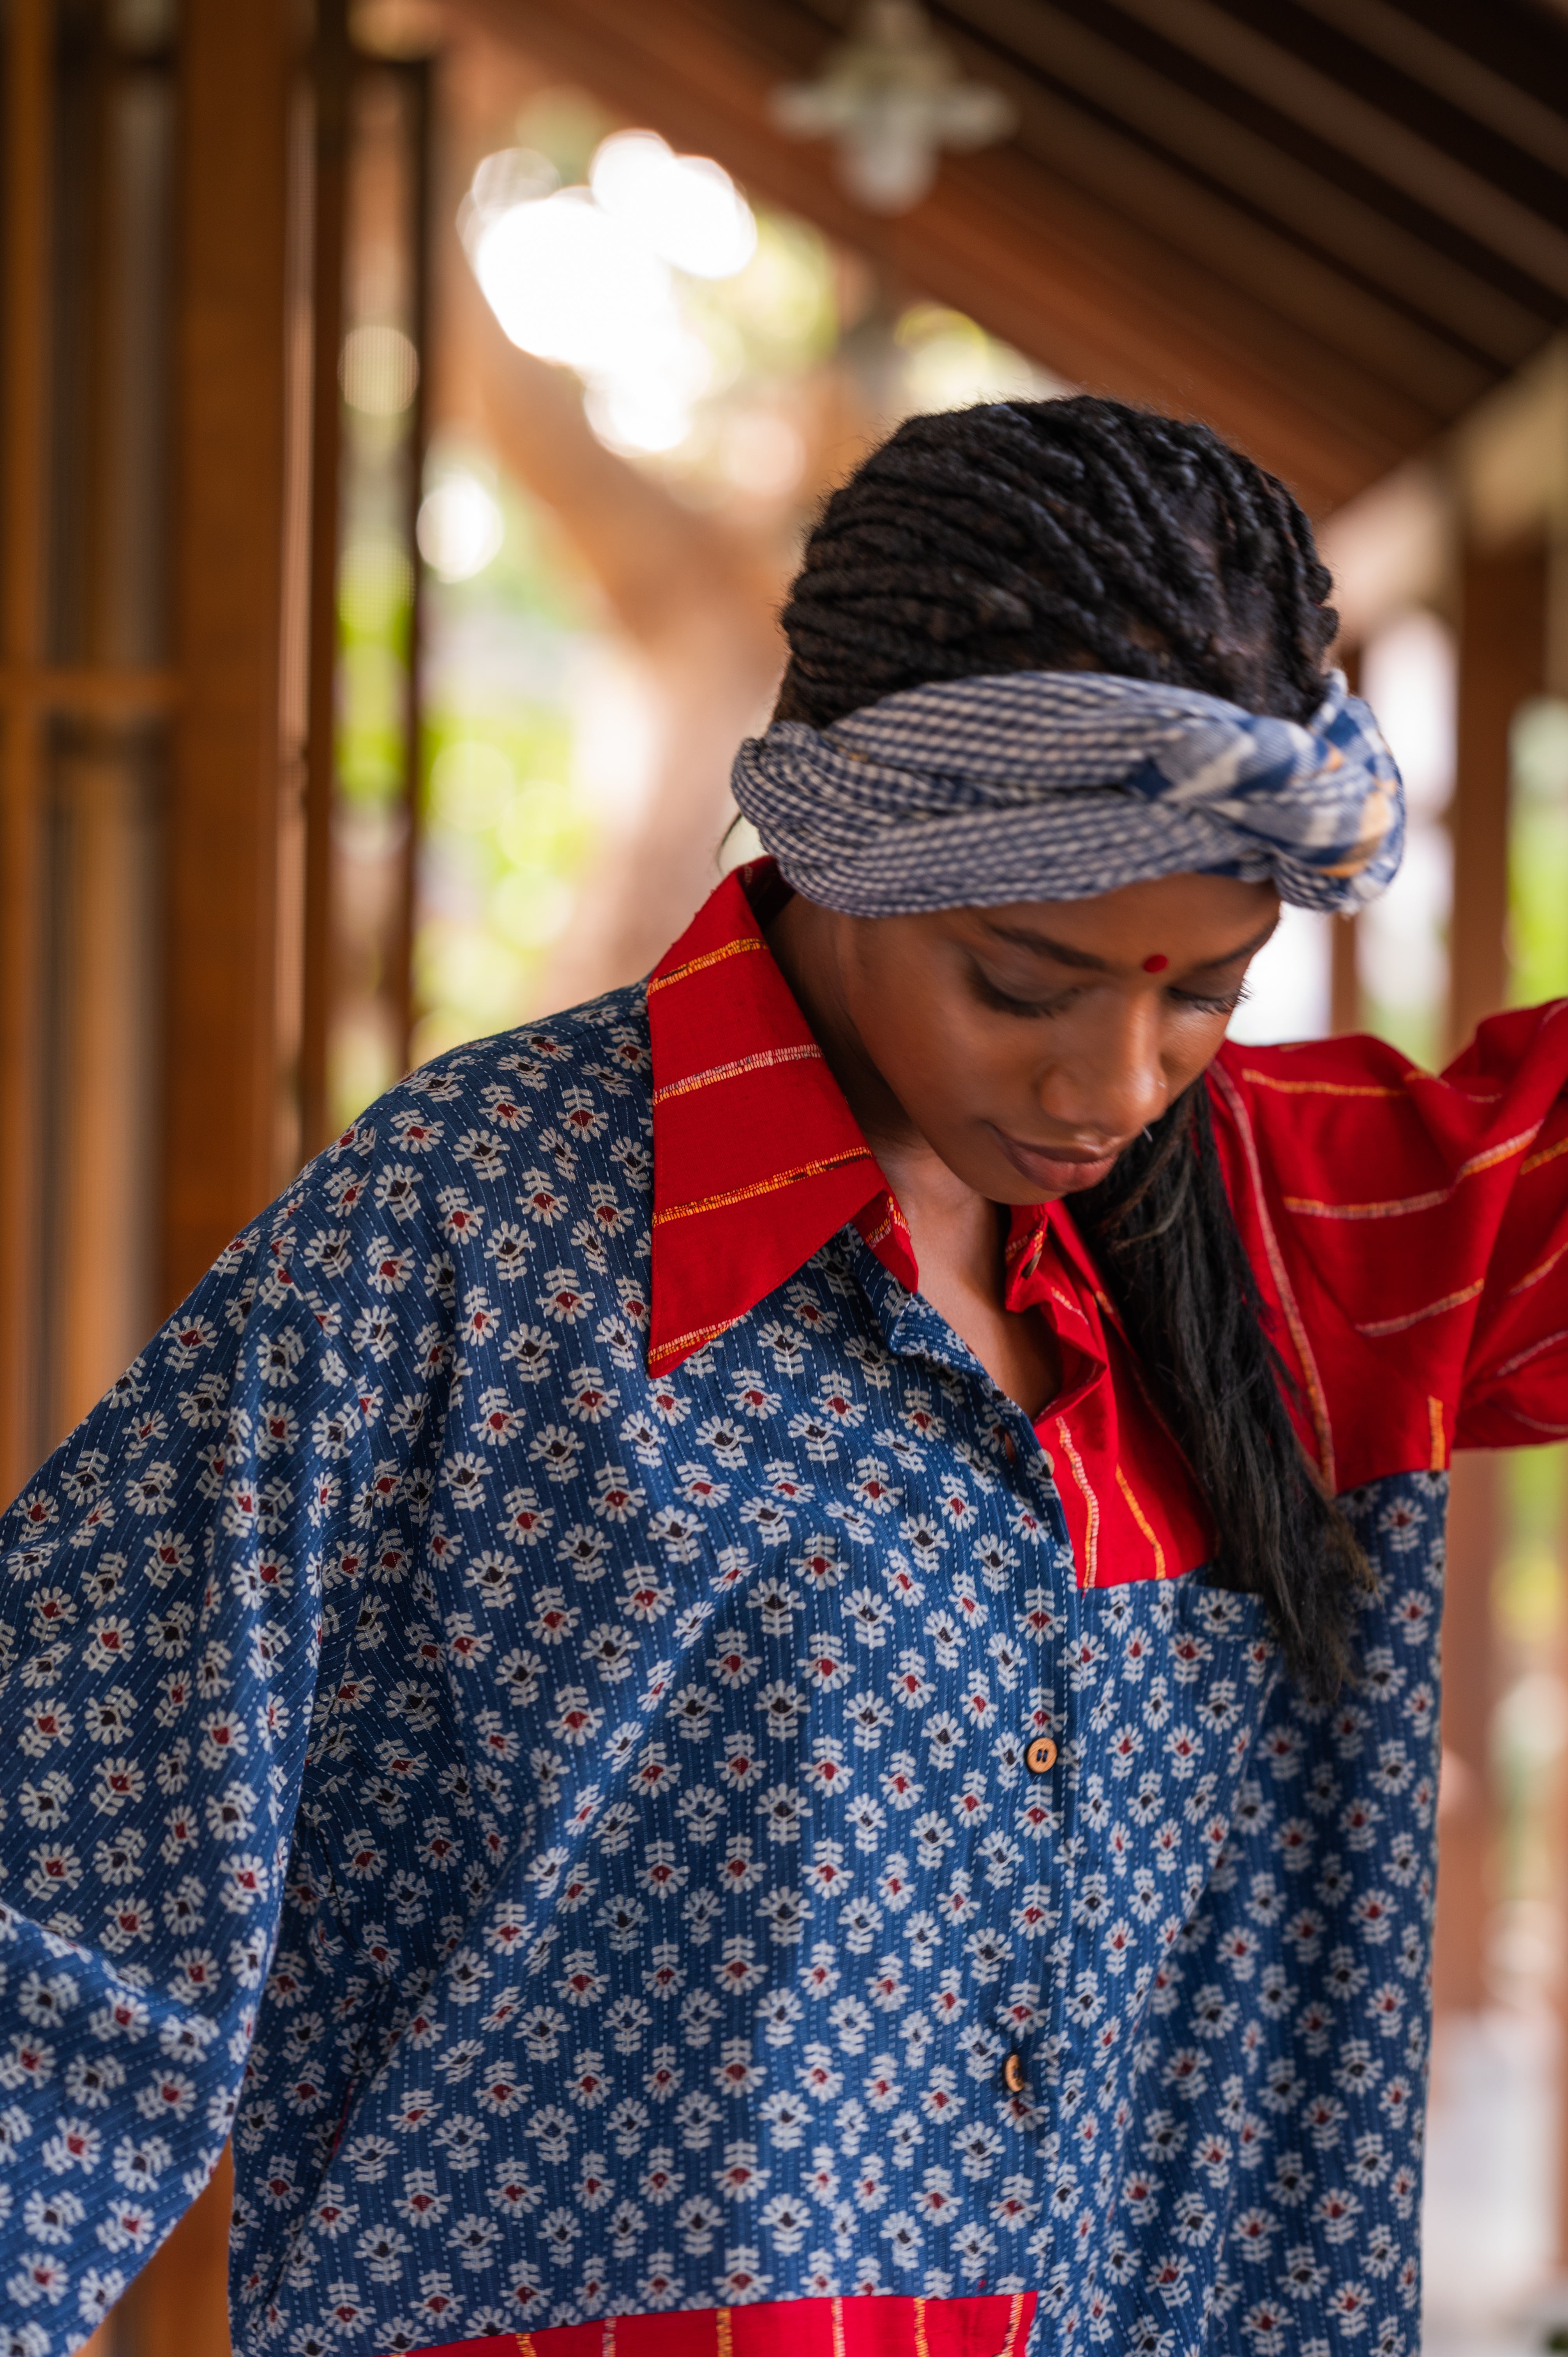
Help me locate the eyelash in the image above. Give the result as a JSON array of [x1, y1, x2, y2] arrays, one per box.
[[974, 974, 1250, 1020]]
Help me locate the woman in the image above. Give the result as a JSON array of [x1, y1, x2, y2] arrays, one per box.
[[3, 398, 1566, 2357]]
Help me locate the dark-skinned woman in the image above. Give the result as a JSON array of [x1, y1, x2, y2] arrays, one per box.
[[4, 399, 1565, 2357]]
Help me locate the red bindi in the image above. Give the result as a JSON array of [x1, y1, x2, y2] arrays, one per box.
[[1142, 953, 1169, 974]]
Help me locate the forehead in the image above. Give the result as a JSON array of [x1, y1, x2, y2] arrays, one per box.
[[963, 871, 1280, 964]]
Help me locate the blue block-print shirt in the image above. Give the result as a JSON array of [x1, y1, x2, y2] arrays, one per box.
[[2, 868, 1568, 2357]]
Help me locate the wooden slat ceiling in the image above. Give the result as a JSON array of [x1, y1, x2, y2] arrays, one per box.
[[461, 0, 1568, 514]]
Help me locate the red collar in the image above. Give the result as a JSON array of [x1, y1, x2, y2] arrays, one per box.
[[646, 864, 1213, 1582], [646, 863, 907, 1374], [648, 863, 1090, 1396]]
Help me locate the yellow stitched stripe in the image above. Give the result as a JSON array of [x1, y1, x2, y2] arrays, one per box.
[[646, 937, 762, 992], [716, 2309, 733, 2357], [1283, 1128, 1536, 1220], [1115, 1463, 1167, 1579], [1523, 1131, 1568, 1177], [1239, 1069, 1405, 1097], [653, 1042, 823, 1103], [858, 1189, 910, 1254], [1056, 1415, 1099, 1587], [1005, 2295, 1028, 2356], [653, 1149, 875, 1226], [1355, 1278, 1485, 1338], [1510, 1235, 1568, 1296], [1482, 1323, 1568, 1383], [1284, 1183, 1454, 1219], [913, 2298, 930, 2357], [831, 2298, 846, 2357], [1429, 1395, 1447, 1471], [647, 1315, 742, 1368]]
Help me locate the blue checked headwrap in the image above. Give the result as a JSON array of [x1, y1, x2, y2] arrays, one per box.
[[731, 668, 1403, 917]]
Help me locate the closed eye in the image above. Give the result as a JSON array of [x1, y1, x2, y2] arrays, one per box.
[[971, 967, 1250, 1019], [1172, 982, 1250, 1016], [969, 969, 1077, 1019]]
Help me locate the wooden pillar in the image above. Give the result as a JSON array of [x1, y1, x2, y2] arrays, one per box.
[[1328, 917, 1360, 1036], [1448, 543, 1547, 1055], [1434, 1453, 1505, 2011], [1433, 540, 1549, 2016], [300, 0, 351, 1161], [0, 0, 51, 1499], [1329, 647, 1361, 1037], [159, 0, 295, 1312], [113, 5, 297, 2350]]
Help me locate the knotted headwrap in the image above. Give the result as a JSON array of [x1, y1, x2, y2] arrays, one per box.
[[731, 668, 1403, 917]]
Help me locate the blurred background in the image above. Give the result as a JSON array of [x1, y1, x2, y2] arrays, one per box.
[[4, 0, 1568, 2350]]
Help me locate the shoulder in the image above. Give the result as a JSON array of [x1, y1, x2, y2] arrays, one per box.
[[348, 981, 650, 1160], [281, 983, 653, 1222], [208, 984, 653, 1343]]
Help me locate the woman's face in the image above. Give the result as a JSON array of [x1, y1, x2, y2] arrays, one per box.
[[820, 870, 1280, 1202]]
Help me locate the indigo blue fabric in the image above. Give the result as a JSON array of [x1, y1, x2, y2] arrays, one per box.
[[730, 669, 1404, 917], [0, 990, 1439, 2357]]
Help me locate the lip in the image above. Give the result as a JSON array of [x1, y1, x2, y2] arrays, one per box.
[[990, 1125, 1124, 1194]]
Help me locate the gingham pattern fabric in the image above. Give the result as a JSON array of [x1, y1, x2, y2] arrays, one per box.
[[0, 990, 1439, 2357], [729, 671, 1403, 917]]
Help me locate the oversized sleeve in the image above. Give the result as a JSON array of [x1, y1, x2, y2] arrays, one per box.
[[0, 1124, 423, 2345], [1207, 1001, 1568, 1493]]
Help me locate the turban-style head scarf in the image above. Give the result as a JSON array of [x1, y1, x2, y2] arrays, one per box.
[[730, 668, 1403, 919]]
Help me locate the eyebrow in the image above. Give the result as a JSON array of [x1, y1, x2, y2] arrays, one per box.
[[978, 917, 1279, 972]]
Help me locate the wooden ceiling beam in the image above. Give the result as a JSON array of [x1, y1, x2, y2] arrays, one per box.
[[1282, 0, 1568, 185], [950, 24, 1486, 416], [1111, 0, 1568, 302], [457, 0, 1431, 507], [1210, 0, 1568, 238], [950, 0, 1543, 369]]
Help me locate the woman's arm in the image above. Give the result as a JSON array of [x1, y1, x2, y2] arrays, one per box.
[[0, 1120, 422, 2345], [1208, 1003, 1568, 1491]]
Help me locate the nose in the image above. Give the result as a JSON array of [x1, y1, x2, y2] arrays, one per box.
[[1033, 988, 1169, 1141]]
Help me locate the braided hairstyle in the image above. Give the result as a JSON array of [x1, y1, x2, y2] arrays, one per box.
[[778, 396, 1367, 1700]]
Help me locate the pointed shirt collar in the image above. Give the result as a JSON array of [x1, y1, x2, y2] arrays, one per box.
[[646, 862, 1099, 1403]]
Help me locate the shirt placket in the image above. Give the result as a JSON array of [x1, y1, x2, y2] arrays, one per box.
[[842, 1235, 1082, 2290]]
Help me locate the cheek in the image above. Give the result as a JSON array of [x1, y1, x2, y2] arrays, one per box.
[[1162, 1014, 1233, 1086], [854, 979, 1003, 1104]]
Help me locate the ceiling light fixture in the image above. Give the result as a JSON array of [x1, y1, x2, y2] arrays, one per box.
[[771, 0, 1016, 215]]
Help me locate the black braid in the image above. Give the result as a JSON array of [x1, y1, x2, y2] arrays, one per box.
[[778, 396, 1365, 1700], [778, 397, 1335, 728]]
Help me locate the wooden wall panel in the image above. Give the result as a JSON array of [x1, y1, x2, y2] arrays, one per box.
[[160, 0, 295, 1313]]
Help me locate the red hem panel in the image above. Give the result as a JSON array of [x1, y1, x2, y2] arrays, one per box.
[[404, 2289, 1037, 2357]]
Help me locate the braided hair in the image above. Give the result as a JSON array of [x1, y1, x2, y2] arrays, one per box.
[[778, 397, 1367, 1700]]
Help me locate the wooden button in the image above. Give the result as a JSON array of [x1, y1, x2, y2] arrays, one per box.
[[1003, 2052, 1026, 2095], [1026, 1735, 1058, 1776]]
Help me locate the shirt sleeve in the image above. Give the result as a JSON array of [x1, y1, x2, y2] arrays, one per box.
[[1208, 1002, 1568, 1493], [0, 1128, 409, 2344]]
